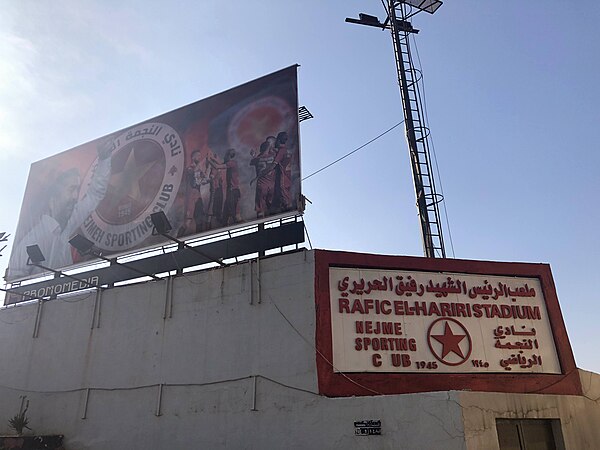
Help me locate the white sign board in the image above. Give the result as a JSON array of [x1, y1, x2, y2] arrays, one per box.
[[329, 267, 561, 374]]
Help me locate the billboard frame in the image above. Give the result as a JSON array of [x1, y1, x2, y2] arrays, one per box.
[[7, 65, 302, 284]]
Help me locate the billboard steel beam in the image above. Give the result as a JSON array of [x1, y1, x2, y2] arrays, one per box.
[[4, 220, 304, 305]]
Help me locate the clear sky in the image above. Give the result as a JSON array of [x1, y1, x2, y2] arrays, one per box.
[[1, 1, 599, 372]]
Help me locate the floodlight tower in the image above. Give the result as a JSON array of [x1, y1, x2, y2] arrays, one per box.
[[347, 0, 446, 258]]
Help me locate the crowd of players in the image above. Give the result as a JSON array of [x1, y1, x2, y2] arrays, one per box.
[[183, 131, 294, 235]]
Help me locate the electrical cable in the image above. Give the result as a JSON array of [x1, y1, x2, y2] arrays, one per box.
[[0, 312, 34, 325], [258, 271, 383, 396], [258, 374, 319, 397], [411, 34, 456, 258], [57, 291, 95, 303], [302, 121, 404, 181], [0, 375, 318, 397], [303, 220, 313, 250], [380, 0, 390, 16], [0, 247, 377, 403], [268, 297, 382, 396]]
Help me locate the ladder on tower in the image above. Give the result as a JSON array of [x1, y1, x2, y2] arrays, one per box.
[[389, 3, 446, 258]]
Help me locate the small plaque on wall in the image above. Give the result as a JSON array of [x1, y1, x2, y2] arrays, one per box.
[[354, 420, 381, 436]]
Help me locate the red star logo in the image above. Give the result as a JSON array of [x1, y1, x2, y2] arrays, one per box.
[[431, 322, 466, 359], [427, 318, 472, 366], [96, 141, 165, 225]]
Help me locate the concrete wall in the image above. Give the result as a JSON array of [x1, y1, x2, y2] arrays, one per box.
[[459, 369, 600, 450], [0, 250, 468, 450], [1, 249, 598, 449]]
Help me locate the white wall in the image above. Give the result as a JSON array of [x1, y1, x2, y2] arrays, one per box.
[[2, 249, 598, 449], [0, 250, 468, 449]]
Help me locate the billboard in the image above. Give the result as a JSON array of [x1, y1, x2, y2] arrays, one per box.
[[7, 66, 300, 282]]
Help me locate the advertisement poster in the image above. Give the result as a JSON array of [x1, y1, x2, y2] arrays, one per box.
[[7, 66, 300, 282]]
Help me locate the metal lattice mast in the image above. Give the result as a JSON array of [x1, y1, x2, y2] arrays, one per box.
[[347, 1, 446, 258], [389, 1, 445, 258]]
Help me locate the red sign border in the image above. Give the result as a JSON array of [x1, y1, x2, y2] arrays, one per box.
[[314, 250, 582, 397]]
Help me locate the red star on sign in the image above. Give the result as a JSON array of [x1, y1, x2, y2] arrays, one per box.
[[431, 322, 466, 359]]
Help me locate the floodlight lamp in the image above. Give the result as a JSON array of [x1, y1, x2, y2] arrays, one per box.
[[23, 243, 99, 290], [69, 234, 96, 256], [150, 211, 173, 235], [26, 245, 46, 265], [399, 0, 443, 14], [345, 14, 385, 29], [359, 13, 382, 26]]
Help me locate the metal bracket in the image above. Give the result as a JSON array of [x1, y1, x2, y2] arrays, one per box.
[[155, 383, 163, 417], [32, 299, 43, 338], [251, 376, 258, 411], [90, 289, 103, 329], [81, 388, 90, 419], [163, 277, 174, 320]]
